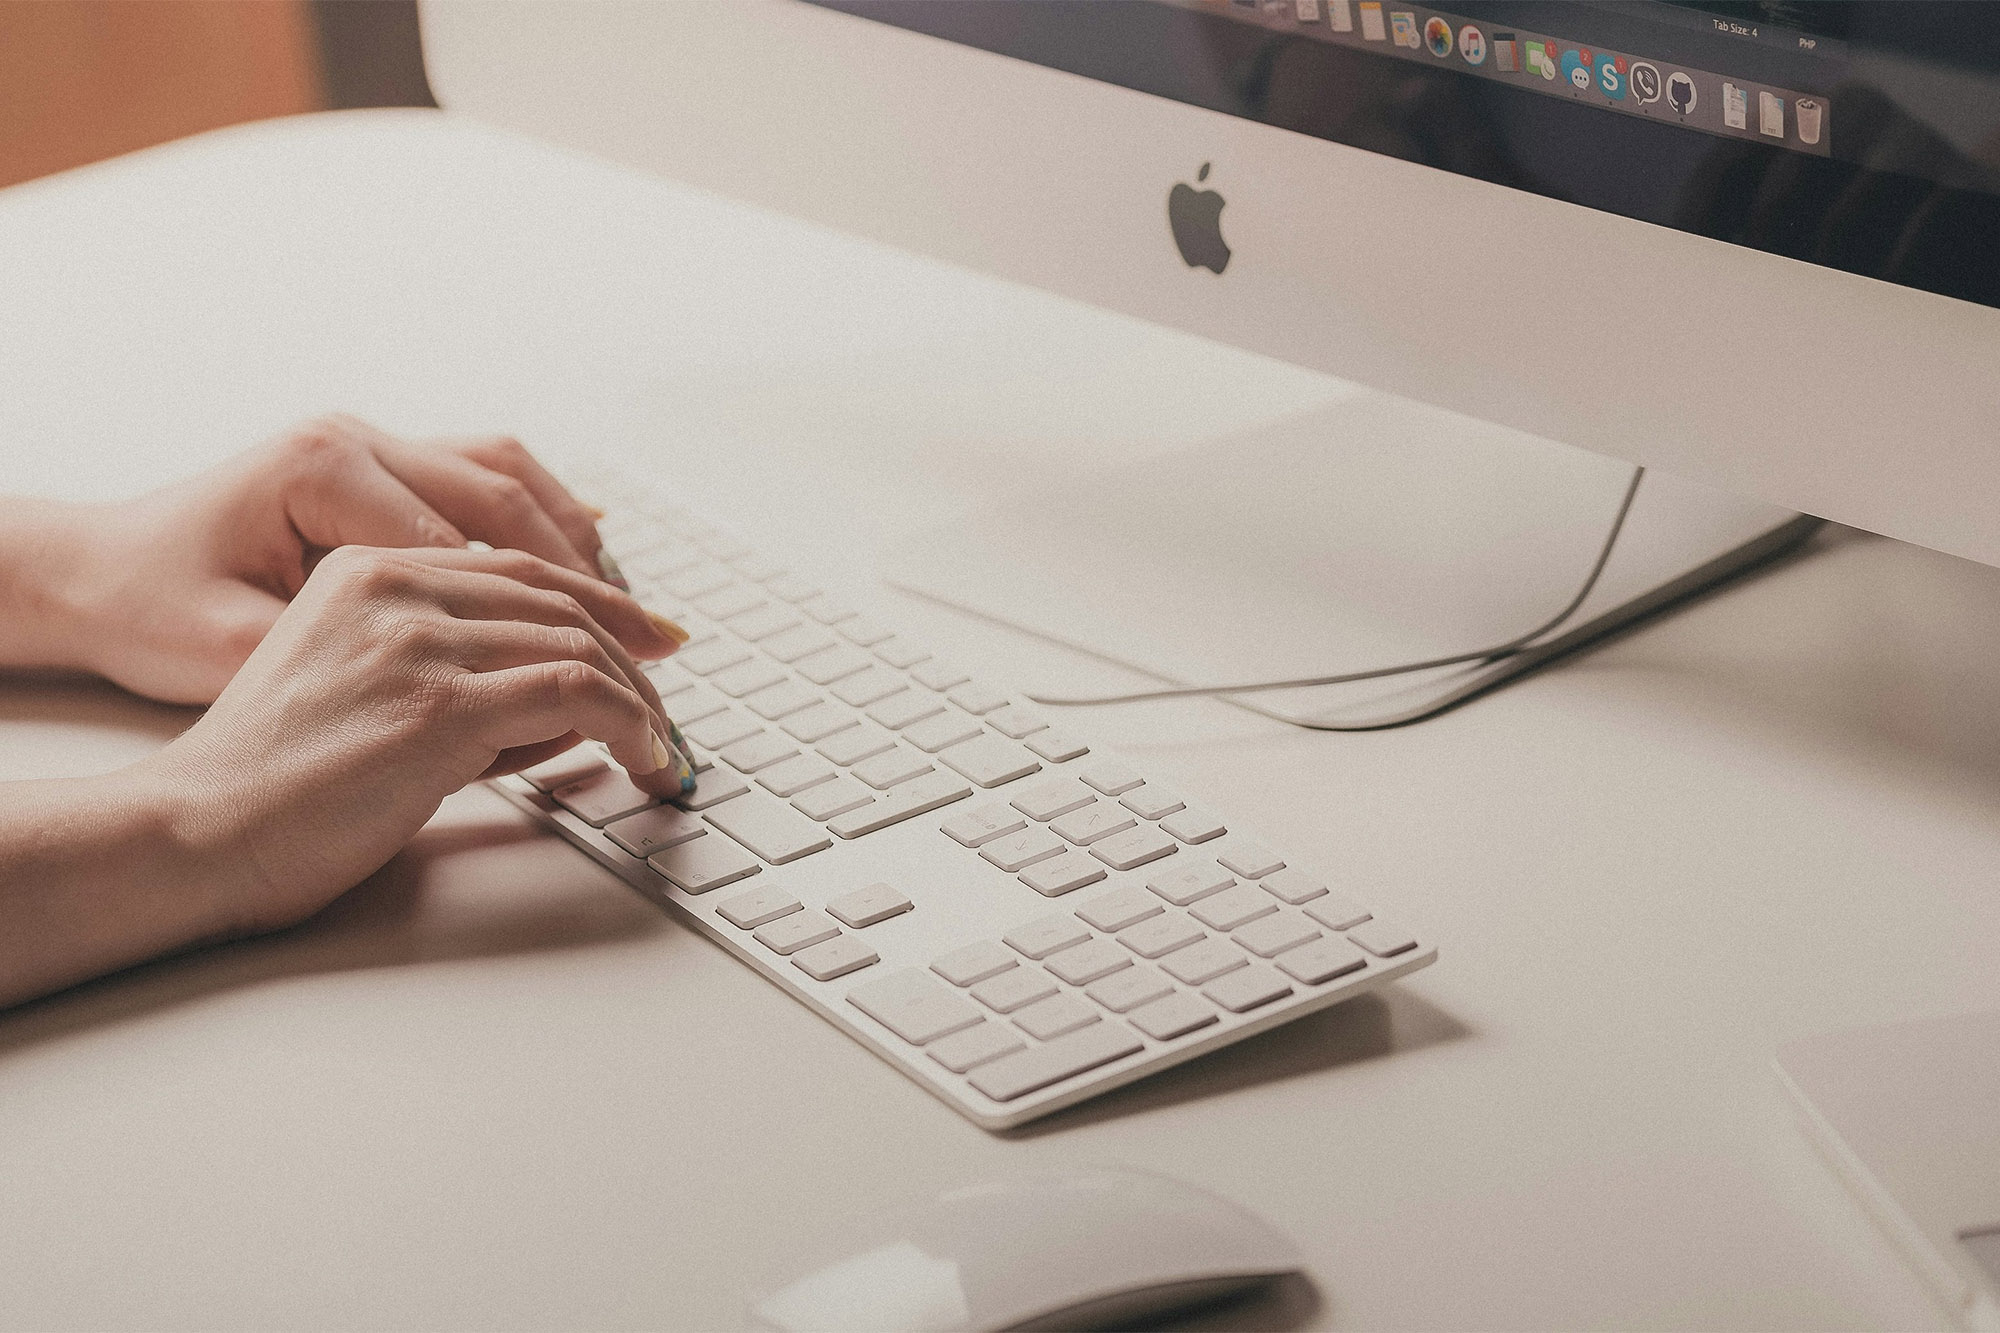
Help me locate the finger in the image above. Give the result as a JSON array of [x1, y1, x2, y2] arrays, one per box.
[[391, 545, 687, 661], [478, 733, 588, 782], [463, 660, 682, 795], [438, 435, 607, 571], [368, 436, 598, 579], [278, 427, 467, 553]]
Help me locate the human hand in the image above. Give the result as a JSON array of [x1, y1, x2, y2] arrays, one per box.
[[138, 544, 694, 938], [43, 415, 641, 705]]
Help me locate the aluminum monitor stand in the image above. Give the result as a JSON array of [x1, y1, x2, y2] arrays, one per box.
[[881, 393, 1822, 731]]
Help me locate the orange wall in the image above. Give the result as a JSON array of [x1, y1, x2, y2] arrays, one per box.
[[0, 0, 324, 189]]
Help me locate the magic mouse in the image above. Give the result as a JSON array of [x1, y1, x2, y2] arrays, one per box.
[[746, 1167, 1305, 1331]]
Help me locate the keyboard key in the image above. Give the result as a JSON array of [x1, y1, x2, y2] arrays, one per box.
[[1218, 841, 1285, 879], [764, 574, 821, 603], [1009, 777, 1097, 826], [927, 1021, 1024, 1074], [1348, 918, 1419, 957], [1044, 938, 1133, 986], [968, 1022, 1144, 1102], [1090, 825, 1179, 871], [694, 531, 751, 561], [1190, 884, 1279, 931], [662, 564, 734, 601], [791, 775, 874, 821], [837, 617, 894, 647], [873, 637, 929, 669], [677, 638, 751, 676], [1120, 785, 1186, 821], [1233, 912, 1320, 958], [762, 624, 837, 664], [648, 835, 760, 894], [904, 711, 984, 754], [755, 754, 836, 798], [1019, 851, 1106, 898], [931, 940, 1018, 987], [1076, 886, 1164, 933], [1160, 806, 1226, 844], [984, 704, 1048, 740], [744, 680, 821, 721], [1303, 895, 1371, 930], [940, 735, 1041, 789], [853, 746, 934, 790], [1129, 992, 1219, 1041], [1003, 913, 1092, 960], [716, 883, 802, 929], [827, 882, 913, 928], [753, 909, 840, 955], [720, 732, 800, 773], [728, 603, 801, 642], [1085, 965, 1175, 1014], [802, 594, 857, 625], [792, 933, 880, 981], [832, 667, 906, 708], [781, 702, 859, 744], [1203, 965, 1293, 1013], [664, 684, 731, 724], [911, 659, 971, 691], [1081, 761, 1144, 796], [797, 644, 873, 685], [1275, 935, 1368, 984], [942, 803, 1028, 848], [1147, 862, 1236, 907], [1263, 868, 1332, 906], [706, 797, 833, 865], [1014, 993, 1101, 1041], [817, 726, 897, 767], [553, 770, 656, 827], [711, 659, 787, 699], [866, 689, 946, 730], [685, 710, 761, 751], [971, 966, 1060, 1014], [946, 682, 1009, 715], [979, 827, 1067, 873], [522, 749, 606, 793], [849, 969, 984, 1045], [695, 585, 764, 621], [1118, 914, 1205, 959], [1159, 936, 1250, 986], [1050, 802, 1137, 847], [603, 804, 706, 858], [1024, 731, 1089, 763], [827, 771, 970, 838], [729, 554, 782, 582], [674, 767, 750, 811]]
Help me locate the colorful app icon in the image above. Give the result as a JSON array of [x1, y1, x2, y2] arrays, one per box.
[[1525, 40, 1555, 80], [1723, 81, 1748, 128], [1424, 16, 1452, 57], [1797, 96, 1824, 145], [1328, 0, 1355, 33], [1390, 10, 1420, 48], [1492, 30, 1519, 72], [1359, 0, 1385, 40], [1759, 89, 1785, 136], [1458, 24, 1487, 64], [1666, 70, 1696, 114], [1596, 51, 1627, 99], [1559, 47, 1593, 91], [1629, 61, 1662, 105], [1293, 0, 1321, 21]]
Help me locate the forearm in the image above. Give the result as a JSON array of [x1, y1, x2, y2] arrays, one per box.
[[0, 760, 244, 1008], [0, 496, 99, 673]]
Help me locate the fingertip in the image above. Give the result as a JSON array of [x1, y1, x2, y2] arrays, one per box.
[[597, 549, 630, 591]]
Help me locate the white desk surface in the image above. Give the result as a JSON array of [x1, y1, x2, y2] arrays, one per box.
[[2, 110, 1997, 1331]]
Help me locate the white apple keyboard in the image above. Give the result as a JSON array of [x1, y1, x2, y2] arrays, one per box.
[[491, 472, 1438, 1130]]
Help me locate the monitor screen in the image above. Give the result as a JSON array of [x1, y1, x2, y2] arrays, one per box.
[[811, 1, 2000, 309]]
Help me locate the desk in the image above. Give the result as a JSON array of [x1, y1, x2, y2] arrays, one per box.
[[2, 111, 1996, 1330]]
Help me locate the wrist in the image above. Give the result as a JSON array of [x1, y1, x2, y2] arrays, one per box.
[[0, 496, 110, 674], [104, 753, 266, 948]]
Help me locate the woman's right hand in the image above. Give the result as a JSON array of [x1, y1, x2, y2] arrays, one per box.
[[139, 543, 695, 939]]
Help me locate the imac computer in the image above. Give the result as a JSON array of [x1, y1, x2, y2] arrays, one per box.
[[421, 0, 2000, 730]]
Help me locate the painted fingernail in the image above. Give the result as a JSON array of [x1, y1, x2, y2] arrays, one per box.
[[584, 504, 608, 520], [649, 731, 674, 774], [647, 610, 691, 646], [669, 721, 695, 766], [680, 771, 697, 796], [597, 549, 629, 590]]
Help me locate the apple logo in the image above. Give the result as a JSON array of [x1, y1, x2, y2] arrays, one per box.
[[1168, 162, 1230, 274]]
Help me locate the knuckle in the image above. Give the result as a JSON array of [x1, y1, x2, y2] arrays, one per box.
[[483, 474, 536, 518], [553, 625, 597, 662], [279, 418, 361, 471]]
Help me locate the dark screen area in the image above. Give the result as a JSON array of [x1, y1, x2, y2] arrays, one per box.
[[812, 0, 2000, 309]]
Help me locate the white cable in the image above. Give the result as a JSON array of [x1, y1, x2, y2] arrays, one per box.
[[1023, 465, 1646, 710]]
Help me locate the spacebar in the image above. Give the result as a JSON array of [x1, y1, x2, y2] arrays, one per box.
[[967, 1022, 1144, 1102], [828, 771, 972, 839]]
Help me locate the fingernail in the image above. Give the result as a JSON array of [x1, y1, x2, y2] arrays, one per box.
[[680, 771, 697, 796], [649, 731, 674, 774], [669, 721, 696, 766], [597, 549, 629, 590], [647, 610, 691, 646], [585, 504, 608, 520]]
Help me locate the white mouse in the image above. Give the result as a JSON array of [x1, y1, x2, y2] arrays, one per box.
[[745, 1167, 1306, 1332]]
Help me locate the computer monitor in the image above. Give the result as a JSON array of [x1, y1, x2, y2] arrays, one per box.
[[420, 1, 2000, 725]]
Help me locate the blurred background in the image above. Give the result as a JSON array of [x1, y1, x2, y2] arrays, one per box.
[[0, 0, 434, 190]]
